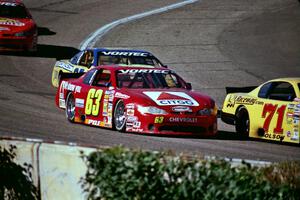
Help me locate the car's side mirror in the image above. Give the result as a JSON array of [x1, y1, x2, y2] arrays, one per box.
[[186, 83, 192, 90], [294, 97, 300, 102]]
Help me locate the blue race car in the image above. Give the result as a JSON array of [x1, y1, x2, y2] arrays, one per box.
[[51, 48, 166, 87]]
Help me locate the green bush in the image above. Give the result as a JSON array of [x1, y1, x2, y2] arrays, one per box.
[[81, 146, 300, 200], [0, 145, 39, 200]]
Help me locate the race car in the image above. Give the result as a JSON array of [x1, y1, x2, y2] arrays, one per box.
[[221, 78, 300, 144], [56, 66, 218, 136], [0, 0, 37, 52], [51, 48, 166, 87]]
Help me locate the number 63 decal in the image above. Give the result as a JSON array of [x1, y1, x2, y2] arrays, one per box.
[[85, 89, 103, 116], [262, 104, 286, 134]]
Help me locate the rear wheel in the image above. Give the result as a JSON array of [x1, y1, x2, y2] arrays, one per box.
[[114, 100, 126, 132], [65, 93, 75, 122], [235, 106, 249, 138]]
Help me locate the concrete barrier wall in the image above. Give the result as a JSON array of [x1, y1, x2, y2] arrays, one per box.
[[0, 138, 97, 200]]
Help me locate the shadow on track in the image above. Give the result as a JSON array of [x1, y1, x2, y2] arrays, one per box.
[[0, 44, 79, 60], [0, 26, 79, 60], [37, 26, 56, 36]]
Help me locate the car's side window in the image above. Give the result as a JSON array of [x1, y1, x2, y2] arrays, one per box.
[[268, 82, 296, 101], [258, 82, 273, 98], [79, 51, 94, 67], [92, 70, 111, 87]]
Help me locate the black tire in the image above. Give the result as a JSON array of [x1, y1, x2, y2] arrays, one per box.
[[114, 100, 126, 132], [235, 106, 249, 138], [65, 92, 75, 122]]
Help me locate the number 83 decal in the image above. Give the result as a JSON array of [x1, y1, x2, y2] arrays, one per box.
[[262, 103, 286, 134], [85, 89, 103, 116]]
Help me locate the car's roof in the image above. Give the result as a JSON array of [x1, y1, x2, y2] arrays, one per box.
[[0, 0, 23, 5], [94, 65, 170, 71], [268, 77, 300, 83], [88, 48, 153, 55]]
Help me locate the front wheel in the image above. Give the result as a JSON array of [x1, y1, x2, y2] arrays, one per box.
[[65, 93, 75, 122], [235, 107, 249, 138], [114, 100, 126, 132]]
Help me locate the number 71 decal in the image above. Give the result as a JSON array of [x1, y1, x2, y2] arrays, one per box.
[[262, 104, 286, 134]]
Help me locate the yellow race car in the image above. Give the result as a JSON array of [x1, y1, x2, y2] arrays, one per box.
[[221, 78, 300, 144], [51, 48, 166, 87]]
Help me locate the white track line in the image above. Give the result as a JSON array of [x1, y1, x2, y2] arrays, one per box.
[[79, 0, 198, 50]]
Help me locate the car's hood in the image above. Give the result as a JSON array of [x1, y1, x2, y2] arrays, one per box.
[[119, 89, 213, 110], [0, 17, 35, 33]]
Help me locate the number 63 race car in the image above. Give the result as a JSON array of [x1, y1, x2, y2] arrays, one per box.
[[221, 78, 300, 144], [56, 65, 218, 136], [51, 48, 166, 87]]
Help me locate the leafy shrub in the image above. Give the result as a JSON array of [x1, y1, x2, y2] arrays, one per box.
[[0, 145, 39, 200], [81, 146, 300, 200]]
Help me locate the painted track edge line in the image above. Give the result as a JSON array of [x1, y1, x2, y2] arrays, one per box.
[[79, 0, 199, 50]]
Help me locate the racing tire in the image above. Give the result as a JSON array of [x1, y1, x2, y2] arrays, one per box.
[[235, 106, 249, 138], [114, 100, 126, 132], [65, 92, 75, 122]]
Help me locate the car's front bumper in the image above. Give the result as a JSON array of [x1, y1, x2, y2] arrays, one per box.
[[0, 35, 36, 51], [125, 114, 218, 137]]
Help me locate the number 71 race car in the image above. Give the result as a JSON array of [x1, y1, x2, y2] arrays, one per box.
[[221, 78, 300, 144], [56, 65, 218, 136], [51, 48, 166, 87]]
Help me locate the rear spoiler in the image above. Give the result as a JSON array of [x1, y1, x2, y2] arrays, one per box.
[[225, 86, 257, 94], [60, 72, 85, 81]]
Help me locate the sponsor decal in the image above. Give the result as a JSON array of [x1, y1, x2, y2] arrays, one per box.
[[75, 98, 84, 108], [291, 131, 299, 141], [57, 61, 74, 72], [0, 2, 17, 6], [0, 18, 25, 26], [61, 81, 81, 93], [144, 91, 199, 106], [127, 109, 135, 116], [87, 119, 101, 126], [226, 95, 263, 107], [0, 27, 10, 31], [287, 131, 291, 137], [102, 102, 108, 116], [133, 121, 141, 128], [115, 92, 130, 99], [127, 116, 138, 122], [59, 99, 65, 108], [132, 128, 143, 132], [294, 98, 300, 102], [264, 133, 285, 141], [126, 104, 134, 109], [154, 116, 164, 124], [169, 117, 197, 123], [288, 104, 295, 109], [119, 69, 169, 74], [296, 104, 300, 108], [172, 106, 192, 112], [101, 51, 148, 57]]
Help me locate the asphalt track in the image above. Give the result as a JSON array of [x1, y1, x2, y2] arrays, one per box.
[[0, 0, 299, 162]]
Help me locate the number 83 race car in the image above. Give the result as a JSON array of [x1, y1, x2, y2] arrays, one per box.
[[56, 65, 218, 136], [221, 78, 300, 144]]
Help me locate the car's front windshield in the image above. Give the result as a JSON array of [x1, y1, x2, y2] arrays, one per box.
[[298, 83, 300, 93], [116, 69, 185, 89], [0, 4, 29, 19], [98, 54, 163, 67]]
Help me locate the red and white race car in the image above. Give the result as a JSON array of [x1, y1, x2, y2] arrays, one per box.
[[56, 66, 218, 136], [0, 0, 37, 51]]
